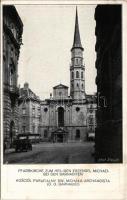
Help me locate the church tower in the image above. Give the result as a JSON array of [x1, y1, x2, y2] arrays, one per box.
[[70, 8, 85, 100]]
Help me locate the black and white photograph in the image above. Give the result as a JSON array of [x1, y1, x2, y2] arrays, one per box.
[[2, 3, 122, 164]]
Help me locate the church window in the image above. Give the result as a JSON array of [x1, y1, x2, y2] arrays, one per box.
[[76, 107, 80, 112], [76, 58, 78, 64], [81, 71, 83, 78], [32, 107, 35, 116], [59, 92, 62, 96], [58, 107, 64, 127], [22, 108, 26, 115], [82, 83, 83, 89], [72, 71, 74, 79], [76, 71, 79, 78], [77, 83, 79, 87], [75, 129, 80, 139], [44, 107, 48, 112]]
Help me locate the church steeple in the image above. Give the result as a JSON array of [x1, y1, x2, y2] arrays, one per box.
[[71, 8, 84, 51], [70, 8, 85, 100]]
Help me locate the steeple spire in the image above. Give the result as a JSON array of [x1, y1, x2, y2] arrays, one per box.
[[70, 7, 85, 100], [71, 7, 84, 51]]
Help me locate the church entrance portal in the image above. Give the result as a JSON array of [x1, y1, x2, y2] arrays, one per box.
[[51, 128, 68, 143], [54, 133, 64, 143]]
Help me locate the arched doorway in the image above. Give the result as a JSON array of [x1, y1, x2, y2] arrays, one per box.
[[10, 121, 15, 146], [58, 107, 64, 127]]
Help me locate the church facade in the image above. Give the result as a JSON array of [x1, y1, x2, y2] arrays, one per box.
[[18, 9, 96, 143]]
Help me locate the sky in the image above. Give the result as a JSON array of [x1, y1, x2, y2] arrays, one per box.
[[16, 5, 97, 100]]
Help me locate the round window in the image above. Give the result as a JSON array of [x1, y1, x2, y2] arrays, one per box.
[[44, 107, 48, 112], [76, 107, 80, 112]]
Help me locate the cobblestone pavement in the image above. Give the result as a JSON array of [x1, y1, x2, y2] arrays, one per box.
[[4, 142, 95, 164]]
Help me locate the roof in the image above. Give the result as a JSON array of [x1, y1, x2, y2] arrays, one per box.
[[71, 8, 84, 51], [19, 87, 40, 102], [53, 84, 68, 89]]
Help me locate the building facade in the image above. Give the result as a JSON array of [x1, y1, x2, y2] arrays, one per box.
[[95, 5, 122, 162], [18, 83, 41, 136], [3, 6, 23, 147], [18, 9, 96, 143]]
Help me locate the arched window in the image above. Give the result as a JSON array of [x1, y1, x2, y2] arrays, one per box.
[[77, 83, 79, 88], [81, 71, 83, 79], [59, 92, 62, 96], [32, 107, 35, 116], [72, 71, 74, 79], [76, 71, 79, 78], [58, 107, 64, 127], [82, 83, 83, 89], [22, 108, 26, 115]]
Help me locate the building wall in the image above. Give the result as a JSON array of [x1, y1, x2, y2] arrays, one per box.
[[3, 6, 23, 147], [18, 100, 41, 135], [18, 83, 42, 136], [95, 5, 122, 162]]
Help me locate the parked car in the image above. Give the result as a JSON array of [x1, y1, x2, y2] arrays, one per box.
[[13, 139, 32, 152], [87, 132, 95, 141]]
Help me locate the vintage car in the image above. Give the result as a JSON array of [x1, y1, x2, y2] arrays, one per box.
[[13, 139, 32, 152], [87, 132, 95, 141]]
